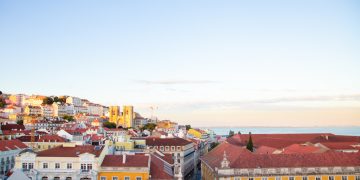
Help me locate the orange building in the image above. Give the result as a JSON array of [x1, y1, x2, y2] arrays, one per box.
[[98, 154, 150, 180]]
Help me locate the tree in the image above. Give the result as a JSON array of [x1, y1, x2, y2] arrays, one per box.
[[246, 132, 254, 152], [0, 98, 5, 108], [103, 121, 117, 128], [58, 96, 67, 103], [141, 123, 157, 131], [43, 97, 54, 105], [53, 96, 59, 102], [237, 131, 241, 135], [63, 115, 74, 122], [209, 142, 220, 151], [185, 125, 191, 130], [16, 120, 23, 125], [228, 130, 235, 138], [0, 91, 2, 95]]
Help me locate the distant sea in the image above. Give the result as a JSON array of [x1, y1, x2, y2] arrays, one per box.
[[203, 127, 360, 136]]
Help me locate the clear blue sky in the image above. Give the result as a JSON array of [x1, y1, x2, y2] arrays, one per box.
[[1, 0, 360, 126]]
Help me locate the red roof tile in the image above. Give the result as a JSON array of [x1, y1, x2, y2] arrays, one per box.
[[282, 144, 326, 154], [101, 154, 149, 168], [37, 145, 103, 157], [146, 137, 192, 146], [0, 139, 28, 151]]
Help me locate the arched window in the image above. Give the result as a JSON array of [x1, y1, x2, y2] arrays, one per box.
[[42, 177, 48, 180], [66, 177, 72, 180]]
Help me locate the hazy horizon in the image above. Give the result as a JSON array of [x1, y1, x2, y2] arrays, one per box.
[[1, 0, 360, 127]]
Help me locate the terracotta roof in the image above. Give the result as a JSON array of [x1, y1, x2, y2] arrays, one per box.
[[311, 135, 360, 143], [319, 142, 360, 150], [282, 144, 326, 154], [17, 135, 66, 142], [150, 154, 173, 180], [101, 154, 149, 167], [201, 142, 360, 169], [0, 139, 28, 151], [255, 146, 278, 154], [146, 137, 192, 146], [1, 124, 25, 131], [226, 133, 334, 149], [37, 145, 104, 157]]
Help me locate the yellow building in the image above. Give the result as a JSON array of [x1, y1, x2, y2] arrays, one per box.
[[98, 154, 150, 180], [109, 105, 134, 128], [188, 128, 202, 138], [109, 106, 120, 125], [201, 142, 360, 180]]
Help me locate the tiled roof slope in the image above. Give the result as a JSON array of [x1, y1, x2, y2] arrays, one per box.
[[146, 137, 192, 146], [0, 139, 28, 151], [201, 142, 360, 169], [101, 154, 149, 167], [36, 145, 103, 157]]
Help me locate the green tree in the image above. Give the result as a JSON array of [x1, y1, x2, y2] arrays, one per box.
[[16, 120, 23, 125], [228, 130, 235, 138], [237, 131, 241, 135], [185, 125, 191, 130], [63, 115, 74, 121], [43, 97, 54, 105], [209, 142, 220, 151], [0, 98, 5, 108], [103, 121, 117, 128], [141, 123, 157, 131], [246, 132, 254, 152], [58, 96, 67, 103]]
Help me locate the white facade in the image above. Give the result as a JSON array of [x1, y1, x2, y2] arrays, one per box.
[[66, 97, 82, 106], [41, 105, 54, 118]]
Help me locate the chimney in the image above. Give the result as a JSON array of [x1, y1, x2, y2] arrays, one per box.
[[122, 153, 126, 164]]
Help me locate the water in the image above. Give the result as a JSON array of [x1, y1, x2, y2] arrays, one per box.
[[205, 127, 360, 136]]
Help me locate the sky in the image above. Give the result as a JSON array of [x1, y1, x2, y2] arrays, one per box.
[[1, 0, 360, 127]]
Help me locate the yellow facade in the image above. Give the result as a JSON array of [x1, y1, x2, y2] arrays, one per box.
[[109, 106, 120, 125], [188, 129, 202, 138], [201, 164, 359, 180], [98, 171, 149, 180], [122, 105, 134, 128]]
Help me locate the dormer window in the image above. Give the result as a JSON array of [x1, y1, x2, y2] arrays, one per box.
[[165, 146, 169, 151], [160, 146, 164, 151], [171, 146, 175, 151]]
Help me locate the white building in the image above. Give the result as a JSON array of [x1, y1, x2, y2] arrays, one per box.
[[84, 103, 103, 116], [52, 103, 67, 117], [15, 144, 108, 180], [41, 105, 54, 118], [0, 140, 29, 179], [65, 97, 82, 106]]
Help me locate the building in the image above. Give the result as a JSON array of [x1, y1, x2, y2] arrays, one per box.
[[8, 94, 27, 106], [17, 134, 72, 152], [41, 105, 54, 118], [15, 143, 108, 180], [109, 106, 120, 126], [121, 106, 134, 128], [98, 154, 150, 180], [200, 141, 360, 180], [146, 137, 195, 177], [66, 97, 82, 106], [24, 105, 42, 116], [0, 139, 28, 179], [85, 103, 104, 116], [52, 103, 68, 117], [24, 95, 46, 106]]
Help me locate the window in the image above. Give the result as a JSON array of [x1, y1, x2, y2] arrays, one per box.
[[177, 146, 181, 151], [342, 176, 347, 180], [316, 177, 321, 180], [43, 163, 48, 169], [22, 163, 27, 170], [160, 146, 164, 151], [28, 163, 34, 169], [165, 146, 169, 151], [87, 163, 92, 170], [55, 163, 60, 169], [289, 177, 295, 180], [81, 164, 86, 170], [235, 178, 240, 180], [303, 177, 308, 180], [112, 177, 118, 180], [276, 177, 281, 180], [356, 176, 360, 180], [262, 178, 268, 180], [329, 176, 334, 180], [66, 177, 72, 180], [54, 177, 60, 180], [171, 146, 175, 151], [67, 163, 72, 169], [100, 177, 106, 180], [124, 177, 130, 180], [136, 177, 142, 180], [249, 178, 254, 180]]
